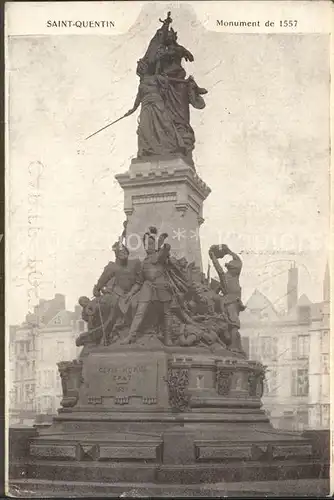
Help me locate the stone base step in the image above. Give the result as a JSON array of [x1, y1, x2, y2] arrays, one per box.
[[8, 478, 330, 497], [10, 459, 328, 485]]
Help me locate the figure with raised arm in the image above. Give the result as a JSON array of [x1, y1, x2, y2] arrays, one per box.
[[209, 244, 246, 353]]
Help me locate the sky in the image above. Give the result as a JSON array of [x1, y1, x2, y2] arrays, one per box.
[[6, 2, 330, 325]]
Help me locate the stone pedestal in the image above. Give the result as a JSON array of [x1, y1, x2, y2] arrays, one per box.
[[12, 344, 326, 492], [115, 156, 211, 269]]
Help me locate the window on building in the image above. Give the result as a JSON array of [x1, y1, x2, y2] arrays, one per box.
[[297, 335, 310, 359], [249, 337, 259, 361], [56, 373, 61, 389], [14, 387, 18, 404], [25, 384, 31, 402], [40, 343, 44, 361], [263, 369, 277, 396], [272, 337, 278, 360], [241, 337, 250, 358], [321, 373, 330, 398], [321, 404, 330, 428], [20, 342, 25, 355], [271, 369, 278, 394], [260, 337, 272, 360], [53, 316, 62, 325], [291, 369, 309, 396], [322, 354, 329, 374], [47, 370, 53, 387], [296, 409, 309, 431], [291, 336, 298, 360], [43, 369, 49, 387], [258, 337, 279, 361], [9, 387, 16, 406], [9, 343, 14, 359], [321, 331, 329, 354], [57, 341, 65, 358], [44, 395, 53, 413], [21, 386, 25, 403], [298, 305, 311, 325]]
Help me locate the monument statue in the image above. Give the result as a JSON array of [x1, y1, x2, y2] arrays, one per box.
[[124, 11, 208, 164], [125, 72, 187, 158]]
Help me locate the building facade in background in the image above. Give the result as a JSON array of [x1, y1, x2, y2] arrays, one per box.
[[9, 294, 82, 425], [241, 263, 330, 432]]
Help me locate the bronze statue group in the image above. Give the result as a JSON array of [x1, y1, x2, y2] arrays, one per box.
[[77, 224, 246, 356]]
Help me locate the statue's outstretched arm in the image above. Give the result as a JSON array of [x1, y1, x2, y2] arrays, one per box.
[[176, 44, 194, 62], [124, 90, 141, 117]]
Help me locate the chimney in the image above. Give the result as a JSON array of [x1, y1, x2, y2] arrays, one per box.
[[54, 293, 66, 310], [287, 263, 298, 312]]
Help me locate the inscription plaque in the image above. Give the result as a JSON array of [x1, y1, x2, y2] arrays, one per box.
[[83, 353, 162, 404]]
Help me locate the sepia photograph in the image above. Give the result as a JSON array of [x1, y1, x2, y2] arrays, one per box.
[[5, 1, 332, 496]]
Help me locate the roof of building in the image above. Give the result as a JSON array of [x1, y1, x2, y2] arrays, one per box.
[[11, 294, 81, 333], [244, 289, 278, 320], [298, 294, 312, 306], [43, 309, 76, 328], [285, 294, 323, 320]]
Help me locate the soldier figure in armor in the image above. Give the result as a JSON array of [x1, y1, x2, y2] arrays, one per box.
[[121, 227, 174, 346]]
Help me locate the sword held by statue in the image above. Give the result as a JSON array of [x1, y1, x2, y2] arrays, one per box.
[[85, 110, 134, 140]]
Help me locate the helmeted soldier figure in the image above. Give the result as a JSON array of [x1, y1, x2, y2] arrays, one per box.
[[121, 227, 174, 346]]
